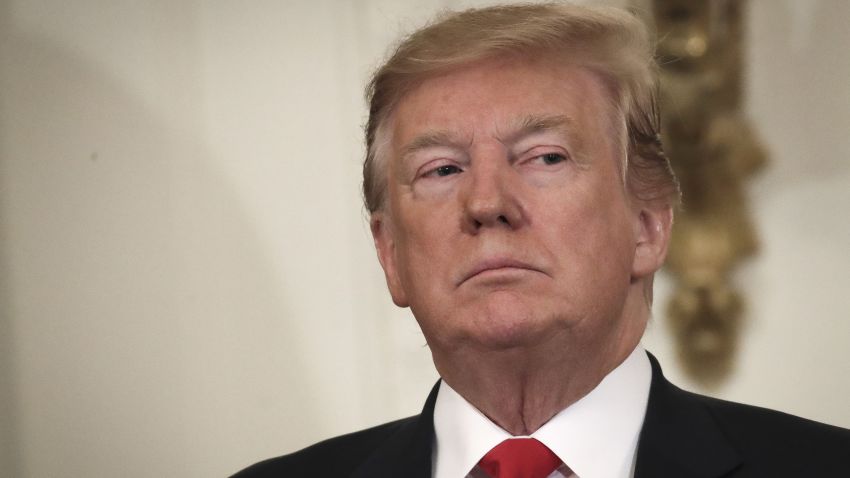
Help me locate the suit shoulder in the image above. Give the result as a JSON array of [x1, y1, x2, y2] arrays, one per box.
[[686, 389, 850, 461], [231, 416, 419, 478]]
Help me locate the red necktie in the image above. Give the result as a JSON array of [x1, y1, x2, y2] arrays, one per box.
[[477, 438, 563, 478]]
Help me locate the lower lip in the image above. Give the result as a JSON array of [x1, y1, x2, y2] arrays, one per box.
[[466, 267, 536, 283]]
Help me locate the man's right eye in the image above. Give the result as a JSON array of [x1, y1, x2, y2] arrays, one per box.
[[433, 165, 462, 177]]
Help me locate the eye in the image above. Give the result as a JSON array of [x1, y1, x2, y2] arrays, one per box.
[[429, 164, 463, 177], [537, 153, 566, 165]]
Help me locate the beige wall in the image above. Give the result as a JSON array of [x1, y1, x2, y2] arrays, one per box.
[[643, 0, 850, 423], [0, 0, 847, 476]]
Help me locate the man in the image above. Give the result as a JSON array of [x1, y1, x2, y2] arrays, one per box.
[[235, 3, 849, 477]]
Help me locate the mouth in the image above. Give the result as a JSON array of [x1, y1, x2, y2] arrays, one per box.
[[458, 258, 544, 286]]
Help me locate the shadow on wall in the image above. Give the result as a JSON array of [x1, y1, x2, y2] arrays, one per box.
[[0, 0, 22, 475], [0, 3, 320, 475], [751, 0, 850, 189]]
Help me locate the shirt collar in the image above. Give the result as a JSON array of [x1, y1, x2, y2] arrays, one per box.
[[432, 345, 651, 478]]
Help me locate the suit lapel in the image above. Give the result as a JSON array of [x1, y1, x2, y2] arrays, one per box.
[[634, 353, 742, 478], [350, 381, 440, 478]]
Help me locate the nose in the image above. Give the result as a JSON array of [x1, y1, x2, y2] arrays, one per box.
[[461, 160, 526, 233]]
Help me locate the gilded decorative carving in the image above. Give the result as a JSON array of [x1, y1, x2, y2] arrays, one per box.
[[650, 0, 768, 385]]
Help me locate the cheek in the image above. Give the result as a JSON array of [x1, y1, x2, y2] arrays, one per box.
[[394, 214, 456, 291], [543, 187, 635, 276], [543, 203, 635, 322]]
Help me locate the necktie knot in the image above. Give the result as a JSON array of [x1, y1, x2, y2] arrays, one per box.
[[477, 438, 562, 478]]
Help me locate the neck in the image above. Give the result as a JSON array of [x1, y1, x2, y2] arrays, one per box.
[[432, 305, 648, 435]]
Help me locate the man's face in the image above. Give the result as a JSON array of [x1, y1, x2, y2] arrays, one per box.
[[372, 56, 665, 353]]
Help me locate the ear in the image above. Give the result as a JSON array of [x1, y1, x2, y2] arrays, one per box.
[[631, 202, 673, 279], [370, 212, 409, 307]]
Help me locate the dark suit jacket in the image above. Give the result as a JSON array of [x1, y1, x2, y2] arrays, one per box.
[[233, 354, 850, 477]]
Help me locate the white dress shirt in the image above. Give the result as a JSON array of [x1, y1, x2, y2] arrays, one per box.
[[432, 345, 652, 478]]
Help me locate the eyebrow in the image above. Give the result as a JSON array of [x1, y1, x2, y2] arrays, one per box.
[[400, 130, 470, 160], [399, 114, 575, 159], [498, 114, 574, 145]]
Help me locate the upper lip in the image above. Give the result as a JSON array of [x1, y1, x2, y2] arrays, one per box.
[[457, 257, 543, 285]]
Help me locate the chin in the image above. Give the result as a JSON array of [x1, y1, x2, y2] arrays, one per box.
[[468, 325, 544, 350], [460, 292, 560, 350]]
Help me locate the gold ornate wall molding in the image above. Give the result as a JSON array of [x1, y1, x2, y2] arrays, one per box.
[[648, 0, 768, 385]]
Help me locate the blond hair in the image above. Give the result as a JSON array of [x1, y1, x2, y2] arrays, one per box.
[[363, 2, 679, 213]]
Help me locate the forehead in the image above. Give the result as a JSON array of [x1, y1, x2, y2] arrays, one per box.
[[390, 56, 614, 149]]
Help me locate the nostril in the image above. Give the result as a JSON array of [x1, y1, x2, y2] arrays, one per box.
[[498, 215, 509, 225]]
